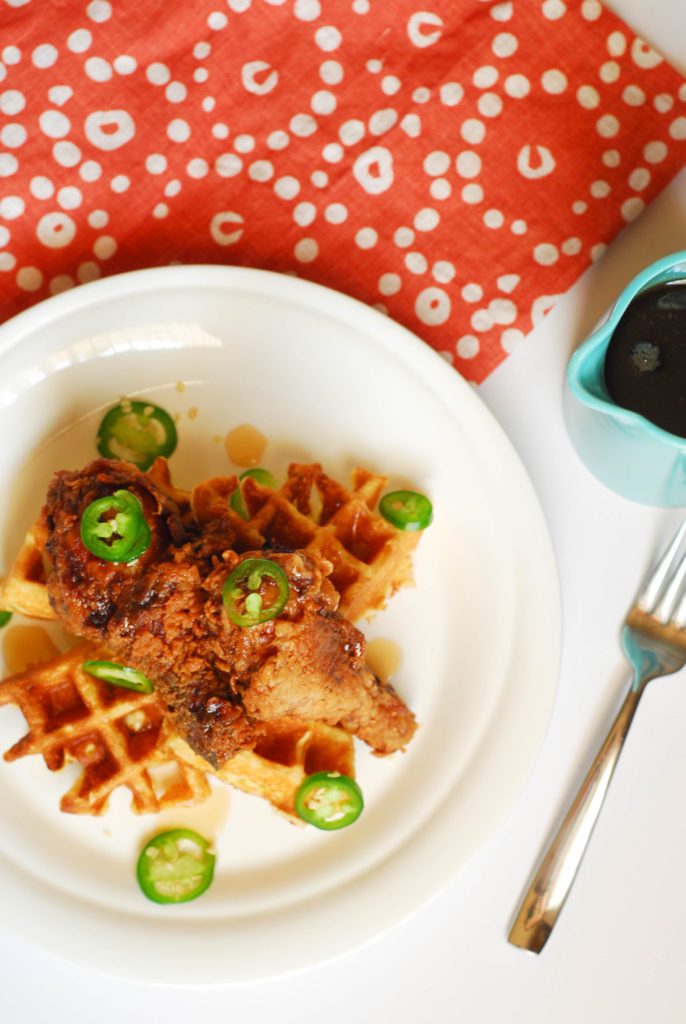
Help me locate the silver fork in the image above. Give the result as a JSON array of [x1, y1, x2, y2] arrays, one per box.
[[509, 519, 686, 954]]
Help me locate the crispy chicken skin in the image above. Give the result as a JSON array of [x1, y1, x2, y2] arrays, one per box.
[[42, 459, 416, 767]]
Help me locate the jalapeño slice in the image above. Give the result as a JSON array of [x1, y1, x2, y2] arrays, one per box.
[[379, 490, 433, 532], [222, 557, 289, 627], [136, 828, 215, 904], [295, 772, 364, 830], [82, 660, 154, 694], [229, 467, 277, 520], [97, 399, 178, 471], [80, 489, 151, 563], [0, 611, 11, 628]]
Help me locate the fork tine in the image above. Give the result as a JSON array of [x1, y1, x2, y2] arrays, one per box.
[[671, 587, 686, 628], [654, 552, 686, 623], [636, 519, 686, 613]]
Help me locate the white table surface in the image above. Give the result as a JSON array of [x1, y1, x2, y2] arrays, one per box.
[[2, 1, 686, 1020]]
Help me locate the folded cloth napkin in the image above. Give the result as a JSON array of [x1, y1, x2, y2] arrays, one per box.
[[1, 0, 685, 382]]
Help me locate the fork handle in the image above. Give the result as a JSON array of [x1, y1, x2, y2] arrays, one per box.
[[508, 684, 642, 953]]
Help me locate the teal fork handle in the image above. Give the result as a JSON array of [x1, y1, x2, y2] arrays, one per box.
[[508, 684, 642, 953]]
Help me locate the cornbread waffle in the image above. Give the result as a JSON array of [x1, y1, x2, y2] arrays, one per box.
[[0, 645, 211, 815], [0, 519, 54, 621], [0, 643, 356, 818], [0, 461, 416, 624], [192, 462, 418, 622], [169, 718, 355, 819], [0, 459, 398, 816]]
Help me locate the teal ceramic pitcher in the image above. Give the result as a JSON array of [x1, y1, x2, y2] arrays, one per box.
[[566, 250, 686, 506]]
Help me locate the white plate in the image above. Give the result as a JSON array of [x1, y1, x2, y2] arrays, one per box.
[[0, 266, 560, 984]]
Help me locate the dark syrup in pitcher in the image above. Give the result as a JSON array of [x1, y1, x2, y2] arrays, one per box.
[[604, 280, 686, 437]]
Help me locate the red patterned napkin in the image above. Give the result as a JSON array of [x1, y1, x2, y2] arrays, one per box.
[[1, 0, 685, 382]]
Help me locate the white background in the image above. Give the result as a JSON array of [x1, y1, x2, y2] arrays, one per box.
[[3, 0, 686, 1020]]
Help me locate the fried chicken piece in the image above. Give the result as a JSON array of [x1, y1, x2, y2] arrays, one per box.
[[43, 459, 254, 765], [43, 459, 416, 767], [203, 552, 416, 756]]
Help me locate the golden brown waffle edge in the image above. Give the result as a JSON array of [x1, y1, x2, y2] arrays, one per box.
[[0, 520, 56, 621], [0, 645, 211, 815], [169, 718, 355, 820], [192, 461, 418, 622], [0, 644, 355, 818]]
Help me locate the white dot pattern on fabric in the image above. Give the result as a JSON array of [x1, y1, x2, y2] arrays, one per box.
[[433, 261, 455, 283], [17, 266, 44, 291], [355, 227, 378, 249], [146, 154, 167, 174], [416, 286, 451, 325], [654, 94, 674, 115], [85, 110, 136, 150], [1, 196, 26, 219], [505, 75, 530, 99], [88, 1, 113, 23], [147, 63, 171, 85], [39, 111, 70, 139], [32, 45, 59, 69], [52, 141, 81, 167], [79, 160, 101, 181], [219, 153, 245, 178], [85, 57, 113, 82], [644, 140, 667, 163], [189, 158, 211, 179], [167, 119, 191, 143], [405, 251, 427, 274], [0, 153, 18, 175], [590, 179, 611, 198], [294, 237, 318, 261], [542, 69, 567, 94], [534, 243, 559, 266], [492, 33, 518, 58], [394, 227, 414, 248], [430, 179, 451, 200], [88, 209, 108, 228], [320, 60, 344, 85], [461, 118, 486, 144], [462, 183, 484, 204], [596, 114, 620, 138], [1, 90, 26, 115], [473, 66, 499, 89], [600, 61, 620, 84], [58, 186, 82, 210], [456, 151, 481, 178], [274, 176, 301, 199], [439, 82, 464, 106], [322, 142, 344, 162], [1, 0, 685, 388], [294, 202, 316, 227], [93, 235, 117, 259], [2, 123, 27, 147], [2, 47, 21, 66], [67, 30, 92, 54], [414, 208, 440, 231], [114, 56, 137, 75], [457, 335, 479, 359], [36, 211, 76, 248], [491, 2, 513, 21]]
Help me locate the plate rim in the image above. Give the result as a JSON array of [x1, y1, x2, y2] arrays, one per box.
[[0, 265, 561, 983]]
